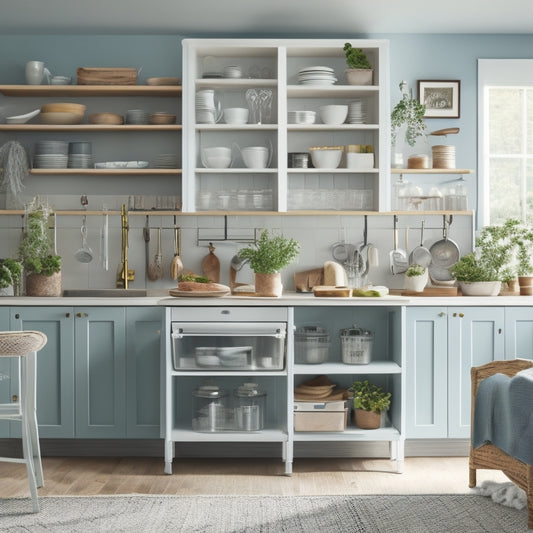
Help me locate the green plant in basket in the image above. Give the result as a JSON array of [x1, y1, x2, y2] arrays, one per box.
[[349, 380, 391, 414], [0, 259, 22, 290]]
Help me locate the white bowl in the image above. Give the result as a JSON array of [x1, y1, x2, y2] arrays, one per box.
[[241, 146, 269, 168], [203, 147, 231, 159], [319, 105, 348, 125], [205, 156, 231, 168], [223, 107, 249, 124], [309, 146, 343, 168]]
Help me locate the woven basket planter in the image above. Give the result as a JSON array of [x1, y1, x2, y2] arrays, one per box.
[[26, 271, 61, 297], [353, 408, 381, 429]]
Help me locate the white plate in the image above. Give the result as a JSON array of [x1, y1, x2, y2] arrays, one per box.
[[6, 109, 40, 124], [94, 161, 149, 169]]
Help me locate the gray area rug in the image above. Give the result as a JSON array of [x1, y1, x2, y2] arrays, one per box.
[[0, 494, 528, 532]]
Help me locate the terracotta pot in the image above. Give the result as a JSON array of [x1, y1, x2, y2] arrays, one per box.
[[354, 408, 381, 429], [518, 276, 533, 296], [26, 271, 62, 297], [254, 272, 282, 297]]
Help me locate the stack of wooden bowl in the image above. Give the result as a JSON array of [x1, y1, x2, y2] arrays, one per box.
[[40, 102, 86, 125], [148, 112, 176, 125], [88, 112, 124, 125], [432, 144, 456, 169]]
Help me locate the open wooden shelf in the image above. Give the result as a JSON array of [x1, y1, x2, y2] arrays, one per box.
[[0, 85, 181, 97]]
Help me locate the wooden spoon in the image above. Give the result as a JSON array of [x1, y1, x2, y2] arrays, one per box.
[[201, 242, 220, 282], [170, 225, 184, 280]]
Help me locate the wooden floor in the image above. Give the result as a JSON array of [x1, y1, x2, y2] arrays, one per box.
[[0, 456, 508, 498]]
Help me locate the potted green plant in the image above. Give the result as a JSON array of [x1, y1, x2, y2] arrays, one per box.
[[349, 379, 391, 429], [343, 43, 373, 86], [18, 198, 62, 296], [238, 229, 300, 297], [448, 253, 502, 296], [0, 258, 22, 296], [404, 263, 428, 292], [391, 81, 428, 168]]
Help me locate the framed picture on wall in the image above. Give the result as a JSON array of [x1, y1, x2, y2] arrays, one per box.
[[417, 80, 460, 118]]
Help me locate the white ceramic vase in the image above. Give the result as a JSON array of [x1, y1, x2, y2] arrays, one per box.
[[458, 281, 502, 296], [404, 269, 428, 292]]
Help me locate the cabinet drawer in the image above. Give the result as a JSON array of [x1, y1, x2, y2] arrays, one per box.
[[170, 307, 288, 322]]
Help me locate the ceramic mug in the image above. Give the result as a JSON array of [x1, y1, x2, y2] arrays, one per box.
[[25, 61, 51, 85]]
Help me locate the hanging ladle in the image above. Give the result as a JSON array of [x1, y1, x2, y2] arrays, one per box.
[[74, 216, 93, 263]]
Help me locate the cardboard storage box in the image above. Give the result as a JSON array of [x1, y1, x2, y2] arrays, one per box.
[[294, 401, 348, 432]]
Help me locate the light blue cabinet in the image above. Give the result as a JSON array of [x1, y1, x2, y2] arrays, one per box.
[[405, 307, 448, 438], [126, 307, 161, 438], [504, 307, 533, 360], [75, 307, 126, 438], [406, 306, 505, 439], [0, 307, 12, 437], [11, 306, 75, 438]]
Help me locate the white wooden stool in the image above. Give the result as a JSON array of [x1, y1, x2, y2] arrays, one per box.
[[0, 330, 47, 513]]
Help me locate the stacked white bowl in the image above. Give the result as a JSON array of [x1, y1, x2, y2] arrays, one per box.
[[223, 107, 249, 124], [319, 105, 348, 125], [347, 99, 368, 124], [202, 147, 232, 168]]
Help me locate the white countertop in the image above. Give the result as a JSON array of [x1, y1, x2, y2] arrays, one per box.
[[1, 291, 533, 306]]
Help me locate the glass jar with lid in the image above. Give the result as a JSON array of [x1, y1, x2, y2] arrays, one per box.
[[233, 382, 266, 431], [294, 325, 330, 364], [192, 383, 229, 432]]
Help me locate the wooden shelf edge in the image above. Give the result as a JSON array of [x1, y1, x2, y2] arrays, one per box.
[[0, 84, 182, 97], [0, 125, 182, 131], [29, 168, 182, 175]]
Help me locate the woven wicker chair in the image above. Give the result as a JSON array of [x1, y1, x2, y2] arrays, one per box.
[[0, 330, 47, 513], [469, 359, 533, 529]]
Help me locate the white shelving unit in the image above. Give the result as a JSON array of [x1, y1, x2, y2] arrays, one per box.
[[182, 38, 390, 213]]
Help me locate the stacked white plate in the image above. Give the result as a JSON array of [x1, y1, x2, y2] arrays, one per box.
[[68, 154, 93, 168], [297, 66, 337, 86], [34, 140, 69, 168], [432, 145, 456, 169], [347, 99, 368, 124], [153, 154, 178, 168], [288, 110, 316, 125], [223, 65, 242, 78]]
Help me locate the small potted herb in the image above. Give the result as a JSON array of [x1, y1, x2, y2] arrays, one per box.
[[404, 263, 428, 292], [0, 259, 22, 296], [343, 43, 373, 86], [449, 253, 502, 296], [18, 197, 62, 296], [349, 379, 391, 429], [238, 229, 300, 297]]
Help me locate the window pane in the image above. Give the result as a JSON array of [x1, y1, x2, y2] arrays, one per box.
[[527, 160, 533, 224], [489, 88, 522, 154], [489, 157, 521, 223], [527, 90, 533, 154]]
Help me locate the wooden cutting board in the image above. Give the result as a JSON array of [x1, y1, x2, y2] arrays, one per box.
[[201, 243, 220, 282], [390, 287, 458, 296]]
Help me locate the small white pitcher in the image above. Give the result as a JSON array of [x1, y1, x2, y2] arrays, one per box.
[[25, 61, 52, 85]]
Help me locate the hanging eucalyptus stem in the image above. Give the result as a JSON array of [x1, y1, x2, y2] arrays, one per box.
[[0, 141, 30, 197]]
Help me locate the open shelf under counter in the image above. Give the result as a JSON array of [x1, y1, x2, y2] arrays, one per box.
[[287, 85, 380, 99], [287, 168, 379, 174], [294, 361, 401, 375], [293, 425, 401, 442], [30, 168, 181, 176], [195, 168, 278, 173], [0, 124, 181, 132], [195, 78, 277, 88], [287, 124, 378, 132], [195, 124, 277, 131], [171, 427, 288, 443], [0, 84, 182, 97]]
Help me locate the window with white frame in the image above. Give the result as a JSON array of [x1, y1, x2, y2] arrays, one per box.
[[478, 59, 533, 226]]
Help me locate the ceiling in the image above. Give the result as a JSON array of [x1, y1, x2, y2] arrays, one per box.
[[2, 0, 533, 35]]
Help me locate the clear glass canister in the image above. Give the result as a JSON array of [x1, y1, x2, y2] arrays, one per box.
[[294, 325, 330, 364], [233, 382, 266, 431], [192, 384, 228, 432], [340, 324, 374, 364]]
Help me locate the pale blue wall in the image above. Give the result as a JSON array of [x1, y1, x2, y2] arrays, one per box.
[[2, 31, 533, 215]]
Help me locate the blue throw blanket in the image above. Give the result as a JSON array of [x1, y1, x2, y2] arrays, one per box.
[[473, 367, 533, 466]]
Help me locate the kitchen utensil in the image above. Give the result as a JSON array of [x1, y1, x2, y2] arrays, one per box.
[[74, 218, 93, 263], [170, 223, 184, 280], [143, 216, 150, 277], [409, 220, 432, 267], [147, 227, 163, 281], [390, 216, 408, 274], [5, 109, 40, 124], [430, 127, 460, 136], [202, 242, 220, 282], [429, 217, 460, 281], [100, 210, 109, 271], [25, 61, 51, 85]]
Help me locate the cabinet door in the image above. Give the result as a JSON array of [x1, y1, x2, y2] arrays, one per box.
[[75, 307, 126, 438], [0, 308, 12, 437], [10, 306, 75, 438], [405, 307, 448, 438], [505, 307, 533, 360], [447, 307, 505, 439], [125, 307, 161, 438]]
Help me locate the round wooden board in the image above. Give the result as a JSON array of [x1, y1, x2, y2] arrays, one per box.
[[168, 287, 230, 298]]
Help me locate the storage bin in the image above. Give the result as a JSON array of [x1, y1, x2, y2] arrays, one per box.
[[294, 325, 330, 364], [340, 324, 373, 364], [294, 406, 348, 432]]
